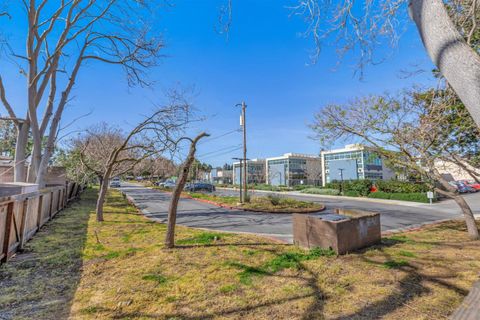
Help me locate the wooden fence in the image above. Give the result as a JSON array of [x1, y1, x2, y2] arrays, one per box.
[[0, 182, 83, 264]]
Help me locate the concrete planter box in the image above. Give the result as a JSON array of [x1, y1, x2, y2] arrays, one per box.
[[293, 209, 381, 254]]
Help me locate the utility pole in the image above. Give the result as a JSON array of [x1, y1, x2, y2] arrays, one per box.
[[236, 102, 248, 203]]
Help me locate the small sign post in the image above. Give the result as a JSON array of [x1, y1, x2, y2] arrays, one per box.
[[427, 191, 434, 205]]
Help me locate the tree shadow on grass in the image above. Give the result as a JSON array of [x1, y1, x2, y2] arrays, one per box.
[[333, 244, 469, 319], [0, 191, 94, 320]]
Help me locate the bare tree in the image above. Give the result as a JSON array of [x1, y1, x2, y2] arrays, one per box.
[[0, 1, 162, 186], [78, 98, 192, 221], [165, 132, 209, 249], [311, 89, 480, 239]]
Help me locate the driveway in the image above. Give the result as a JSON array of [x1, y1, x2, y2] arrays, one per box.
[[119, 183, 479, 243]]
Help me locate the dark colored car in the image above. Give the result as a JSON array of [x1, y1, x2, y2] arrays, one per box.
[[185, 182, 216, 192]]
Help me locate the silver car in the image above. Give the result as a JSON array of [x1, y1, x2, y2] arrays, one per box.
[[110, 178, 121, 188]]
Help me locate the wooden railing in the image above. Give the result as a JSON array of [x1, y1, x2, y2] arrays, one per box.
[[0, 182, 83, 264]]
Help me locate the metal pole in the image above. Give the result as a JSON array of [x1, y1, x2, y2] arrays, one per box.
[[339, 168, 345, 195], [239, 160, 243, 203], [242, 102, 247, 202]]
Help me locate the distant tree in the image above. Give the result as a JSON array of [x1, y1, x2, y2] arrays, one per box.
[[132, 157, 177, 180], [165, 132, 209, 249], [54, 147, 95, 185], [0, 1, 162, 186], [311, 89, 480, 239], [0, 120, 16, 157]]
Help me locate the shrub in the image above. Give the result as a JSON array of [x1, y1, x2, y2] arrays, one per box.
[[344, 190, 360, 197], [367, 191, 433, 203], [267, 194, 281, 206], [293, 185, 316, 191], [301, 188, 340, 195], [375, 180, 430, 193], [327, 179, 372, 196], [346, 180, 373, 196]]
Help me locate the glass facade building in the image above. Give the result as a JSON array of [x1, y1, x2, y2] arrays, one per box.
[[322, 145, 394, 186], [266, 154, 322, 186], [232, 159, 266, 185]]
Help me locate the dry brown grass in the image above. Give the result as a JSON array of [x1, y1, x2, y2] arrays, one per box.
[[1, 188, 479, 320]]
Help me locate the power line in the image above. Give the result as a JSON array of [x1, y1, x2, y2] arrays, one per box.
[[197, 144, 242, 158], [198, 128, 241, 145], [198, 146, 243, 161]]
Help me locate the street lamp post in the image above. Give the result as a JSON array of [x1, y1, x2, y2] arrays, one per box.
[[232, 157, 243, 203], [338, 168, 345, 195]]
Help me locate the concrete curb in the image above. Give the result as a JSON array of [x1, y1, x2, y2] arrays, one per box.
[[182, 194, 326, 214], [218, 187, 437, 208]]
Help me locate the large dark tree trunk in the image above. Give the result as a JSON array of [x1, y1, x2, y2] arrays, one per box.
[[165, 132, 208, 249], [409, 0, 480, 128]]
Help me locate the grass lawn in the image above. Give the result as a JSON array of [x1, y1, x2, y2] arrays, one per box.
[[1, 188, 479, 319], [188, 192, 325, 213]]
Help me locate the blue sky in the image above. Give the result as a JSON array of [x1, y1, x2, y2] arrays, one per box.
[[1, 0, 436, 167]]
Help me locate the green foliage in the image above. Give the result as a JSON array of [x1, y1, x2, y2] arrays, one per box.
[[398, 250, 416, 258], [177, 232, 226, 245], [344, 190, 360, 197], [327, 179, 372, 196], [300, 188, 340, 195], [368, 191, 433, 203], [375, 180, 430, 193], [382, 259, 409, 269], [252, 184, 292, 192], [346, 179, 373, 196], [293, 184, 316, 191], [142, 273, 168, 285], [267, 194, 281, 206], [228, 247, 335, 285]]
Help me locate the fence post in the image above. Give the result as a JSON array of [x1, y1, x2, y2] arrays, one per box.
[[1, 202, 14, 263], [48, 191, 54, 219], [36, 195, 43, 229], [18, 199, 29, 250]]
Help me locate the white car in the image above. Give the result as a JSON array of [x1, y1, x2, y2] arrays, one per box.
[[110, 178, 121, 188]]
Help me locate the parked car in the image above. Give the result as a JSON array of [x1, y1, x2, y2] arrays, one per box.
[[185, 182, 216, 192], [110, 177, 121, 188], [449, 181, 477, 193], [459, 180, 480, 190], [161, 180, 177, 189]]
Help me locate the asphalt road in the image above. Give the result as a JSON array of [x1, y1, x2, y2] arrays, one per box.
[[119, 183, 479, 243]]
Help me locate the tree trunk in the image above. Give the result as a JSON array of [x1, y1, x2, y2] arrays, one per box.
[[452, 194, 479, 240], [96, 176, 109, 222], [14, 121, 29, 182], [409, 0, 480, 128], [165, 132, 208, 249], [435, 173, 479, 240]]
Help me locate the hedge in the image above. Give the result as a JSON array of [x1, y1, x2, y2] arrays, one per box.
[[300, 188, 340, 195], [326, 179, 373, 196], [375, 180, 430, 193], [367, 191, 433, 203], [344, 190, 361, 197]]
